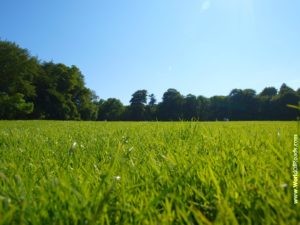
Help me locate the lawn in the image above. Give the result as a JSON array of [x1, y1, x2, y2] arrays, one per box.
[[0, 121, 299, 224]]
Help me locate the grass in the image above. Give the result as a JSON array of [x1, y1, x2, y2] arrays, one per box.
[[0, 121, 299, 224]]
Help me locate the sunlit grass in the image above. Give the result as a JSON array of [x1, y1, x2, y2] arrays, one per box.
[[0, 121, 299, 224]]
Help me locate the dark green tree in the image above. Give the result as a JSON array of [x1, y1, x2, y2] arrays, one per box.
[[148, 93, 156, 106], [228, 89, 257, 120], [98, 98, 124, 121], [279, 83, 294, 95], [0, 40, 40, 118], [0, 93, 33, 119], [34, 62, 97, 120], [34, 63, 79, 119], [207, 96, 229, 120], [158, 88, 184, 120], [197, 95, 209, 120], [183, 94, 200, 120], [257, 87, 277, 120], [146, 93, 157, 120], [259, 87, 277, 97], [77, 88, 98, 120], [273, 84, 299, 120], [129, 89, 148, 120]]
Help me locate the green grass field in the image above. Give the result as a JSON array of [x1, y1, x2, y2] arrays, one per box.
[[0, 121, 299, 224]]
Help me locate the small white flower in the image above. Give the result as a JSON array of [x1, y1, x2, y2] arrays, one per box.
[[69, 142, 77, 155], [114, 176, 121, 181], [72, 142, 77, 148]]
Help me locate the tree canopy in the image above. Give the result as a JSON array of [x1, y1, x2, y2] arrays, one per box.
[[0, 40, 97, 120], [0, 41, 40, 118], [129, 90, 148, 120], [1, 40, 299, 121]]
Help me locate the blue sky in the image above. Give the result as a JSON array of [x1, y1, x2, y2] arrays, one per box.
[[1, 0, 299, 104]]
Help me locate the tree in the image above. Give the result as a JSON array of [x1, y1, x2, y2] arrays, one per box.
[[98, 98, 124, 121], [207, 96, 228, 120], [77, 88, 98, 120], [0, 40, 40, 118], [146, 93, 157, 120], [0, 93, 33, 119], [228, 89, 257, 120], [158, 89, 184, 120], [183, 94, 200, 120], [279, 83, 294, 95], [34, 63, 79, 119], [197, 95, 209, 120], [257, 87, 278, 120], [148, 93, 156, 106], [259, 87, 277, 97], [256, 96, 275, 120], [34, 62, 97, 120], [129, 89, 148, 120], [272, 85, 299, 120]]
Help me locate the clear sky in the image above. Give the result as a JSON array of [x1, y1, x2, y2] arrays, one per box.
[[1, 0, 299, 104]]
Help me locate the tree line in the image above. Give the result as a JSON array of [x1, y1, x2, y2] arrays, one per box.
[[1, 40, 299, 121], [99, 86, 300, 121]]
